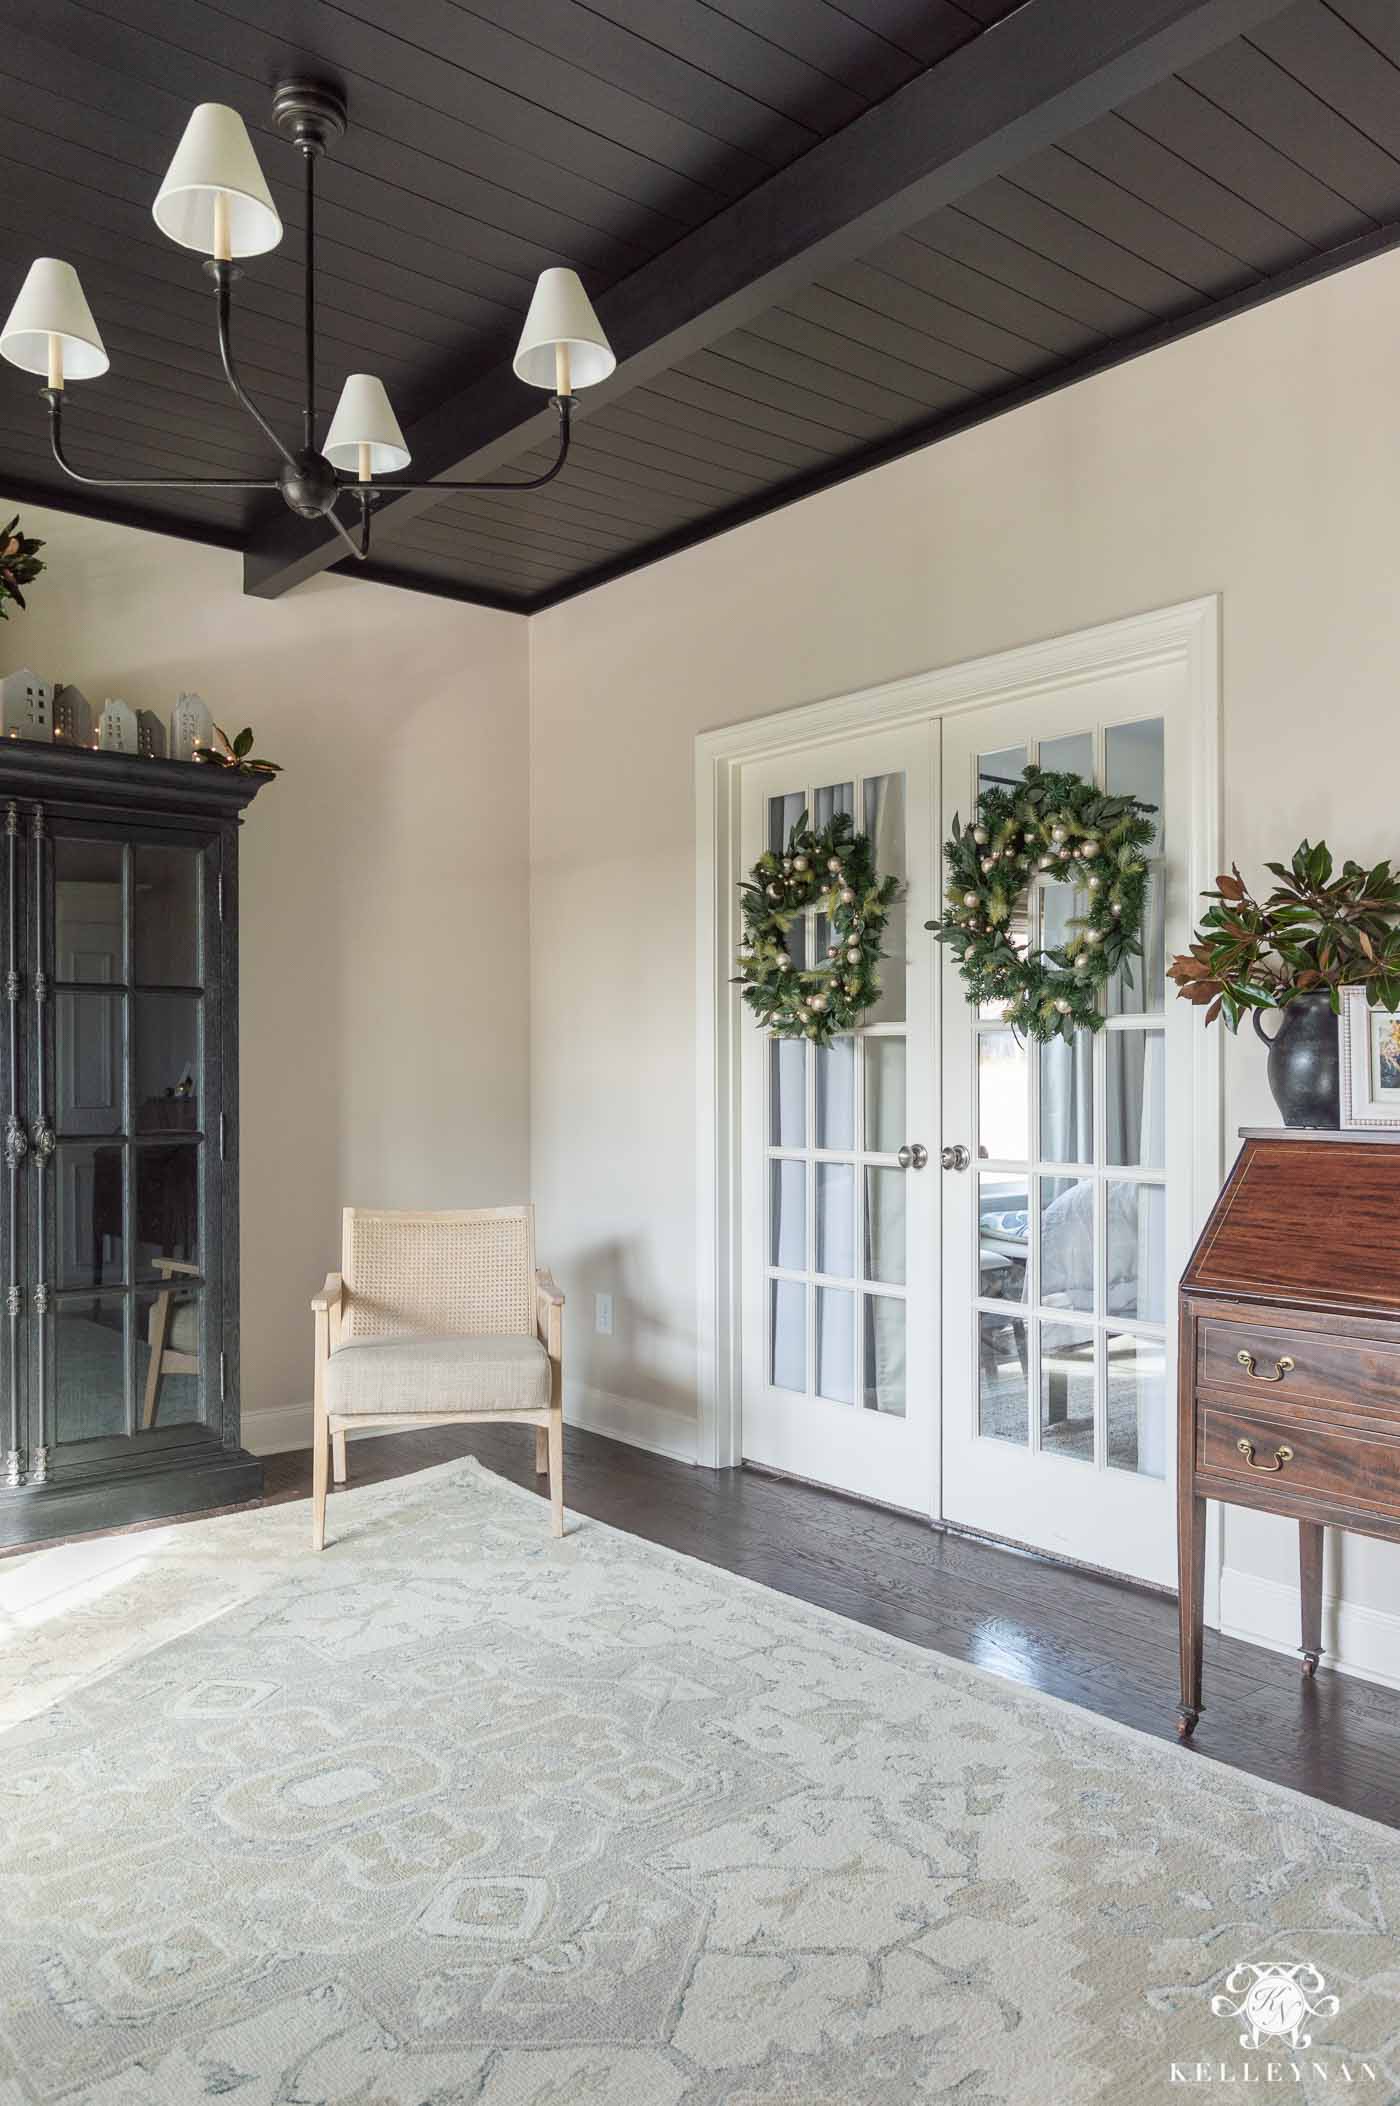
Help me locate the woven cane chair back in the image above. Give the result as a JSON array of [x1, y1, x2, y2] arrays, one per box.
[[340, 1206, 536, 1341]]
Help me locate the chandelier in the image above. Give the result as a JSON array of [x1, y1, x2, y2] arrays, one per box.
[[0, 82, 616, 564]]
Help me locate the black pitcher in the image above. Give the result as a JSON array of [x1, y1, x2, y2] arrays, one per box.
[[1252, 989, 1340, 1128]]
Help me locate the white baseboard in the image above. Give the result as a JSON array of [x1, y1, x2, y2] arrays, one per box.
[[565, 1381, 697, 1465], [1219, 1564, 1400, 1691], [243, 1402, 311, 1456], [242, 1387, 699, 1468]]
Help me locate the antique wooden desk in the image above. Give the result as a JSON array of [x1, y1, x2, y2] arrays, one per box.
[[1177, 1128, 1400, 1739]]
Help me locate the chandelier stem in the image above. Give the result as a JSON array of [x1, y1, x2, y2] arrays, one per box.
[[212, 262, 298, 473], [40, 387, 278, 491], [303, 149, 316, 454]]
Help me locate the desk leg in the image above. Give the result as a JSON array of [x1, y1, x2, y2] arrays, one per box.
[[1177, 1491, 1206, 1740], [1299, 1521, 1324, 1677]]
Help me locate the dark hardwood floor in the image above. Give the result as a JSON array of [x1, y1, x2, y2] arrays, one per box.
[[263, 1422, 1400, 1829]]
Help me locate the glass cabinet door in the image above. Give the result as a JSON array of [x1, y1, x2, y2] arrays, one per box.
[[40, 821, 217, 1461]]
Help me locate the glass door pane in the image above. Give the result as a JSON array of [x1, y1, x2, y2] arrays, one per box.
[[744, 721, 933, 1513], [943, 686, 1178, 1588], [45, 824, 214, 1458]]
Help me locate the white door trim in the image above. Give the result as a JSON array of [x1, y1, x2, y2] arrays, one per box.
[[695, 597, 1223, 1599]]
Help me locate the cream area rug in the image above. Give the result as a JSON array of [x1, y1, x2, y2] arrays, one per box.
[[0, 1460, 1397, 2106]]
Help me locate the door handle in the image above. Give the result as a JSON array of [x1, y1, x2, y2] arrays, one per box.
[[940, 1144, 971, 1172], [896, 1143, 928, 1170]]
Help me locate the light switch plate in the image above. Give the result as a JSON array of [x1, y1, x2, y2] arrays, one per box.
[[594, 1292, 614, 1336]]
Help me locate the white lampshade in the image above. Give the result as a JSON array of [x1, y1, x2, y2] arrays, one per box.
[[324, 373, 410, 474], [152, 103, 282, 257], [0, 259, 108, 379], [513, 267, 615, 390]]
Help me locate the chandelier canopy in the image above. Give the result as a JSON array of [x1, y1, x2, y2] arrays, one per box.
[[0, 80, 617, 566]]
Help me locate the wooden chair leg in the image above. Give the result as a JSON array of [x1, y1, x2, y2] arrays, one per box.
[[535, 1424, 548, 1474], [142, 1290, 174, 1430], [547, 1411, 564, 1537], [1299, 1521, 1324, 1676], [312, 1395, 329, 1551], [332, 1428, 347, 1485]]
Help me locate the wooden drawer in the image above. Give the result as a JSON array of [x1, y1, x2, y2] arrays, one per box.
[[1198, 1401, 1400, 1515], [1197, 1316, 1400, 1423]]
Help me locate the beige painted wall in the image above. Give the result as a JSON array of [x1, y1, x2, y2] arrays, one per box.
[[0, 506, 531, 1440], [529, 246, 1400, 1669]]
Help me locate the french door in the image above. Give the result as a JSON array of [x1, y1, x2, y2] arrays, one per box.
[[732, 614, 1209, 1585], [939, 666, 1189, 1586], [739, 726, 937, 1512]]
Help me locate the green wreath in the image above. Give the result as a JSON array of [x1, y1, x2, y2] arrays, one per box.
[[926, 764, 1157, 1040], [737, 810, 900, 1045]]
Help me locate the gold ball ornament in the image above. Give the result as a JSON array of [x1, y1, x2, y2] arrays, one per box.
[[793, 854, 810, 874], [809, 993, 827, 1012], [1055, 997, 1072, 1014], [972, 826, 988, 845], [963, 891, 979, 908], [827, 856, 843, 873], [840, 887, 855, 906], [775, 950, 790, 970]]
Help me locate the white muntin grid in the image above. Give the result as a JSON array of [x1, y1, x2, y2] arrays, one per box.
[[970, 716, 1167, 1476], [763, 771, 909, 1420]]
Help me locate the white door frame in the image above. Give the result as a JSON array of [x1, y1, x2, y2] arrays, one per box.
[[694, 597, 1223, 1577]]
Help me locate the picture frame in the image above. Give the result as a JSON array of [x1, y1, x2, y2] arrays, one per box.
[[1339, 987, 1400, 1130]]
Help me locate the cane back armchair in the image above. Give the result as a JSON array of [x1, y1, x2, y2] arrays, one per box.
[[310, 1205, 564, 1549]]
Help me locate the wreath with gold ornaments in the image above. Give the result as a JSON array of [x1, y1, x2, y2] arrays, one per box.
[[927, 764, 1157, 1040], [736, 810, 900, 1045]]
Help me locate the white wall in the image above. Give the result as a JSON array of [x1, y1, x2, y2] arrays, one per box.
[[529, 246, 1400, 1678], [0, 507, 531, 1447]]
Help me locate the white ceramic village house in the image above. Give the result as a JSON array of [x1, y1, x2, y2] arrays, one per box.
[[97, 697, 139, 752], [0, 666, 53, 740], [169, 690, 214, 760]]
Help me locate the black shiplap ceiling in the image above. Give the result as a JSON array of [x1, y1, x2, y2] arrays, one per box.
[[2, 0, 1399, 609]]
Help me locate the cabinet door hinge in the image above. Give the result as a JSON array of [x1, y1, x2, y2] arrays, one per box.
[[219, 1349, 227, 1403], [219, 1112, 227, 1160], [217, 870, 225, 922]]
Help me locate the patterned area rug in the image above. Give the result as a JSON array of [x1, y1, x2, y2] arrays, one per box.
[[0, 1458, 1396, 2105]]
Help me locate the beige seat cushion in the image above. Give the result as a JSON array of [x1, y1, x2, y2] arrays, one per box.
[[324, 1331, 551, 1417]]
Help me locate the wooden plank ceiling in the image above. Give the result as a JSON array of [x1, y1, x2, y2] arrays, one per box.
[[1, 0, 1398, 610]]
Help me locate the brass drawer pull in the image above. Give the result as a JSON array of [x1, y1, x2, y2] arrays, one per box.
[[1237, 1349, 1295, 1384], [1236, 1437, 1293, 1473]]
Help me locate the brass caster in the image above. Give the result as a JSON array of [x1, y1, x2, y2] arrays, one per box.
[[1301, 1650, 1320, 1679], [1175, 1706, 1200, 1741]]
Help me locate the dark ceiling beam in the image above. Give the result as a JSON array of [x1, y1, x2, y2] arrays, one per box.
[[243, 0, 1290, 601]]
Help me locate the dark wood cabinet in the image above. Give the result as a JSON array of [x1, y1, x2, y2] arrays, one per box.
[[0, 741, 269, 1546], [1177, 1127, 1400, 1738]]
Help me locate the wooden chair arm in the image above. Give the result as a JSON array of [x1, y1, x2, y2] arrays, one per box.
[[152, 1257, 201, 1278], [311, 1271, 344, 1314], [536, 1269, 563, 1397]]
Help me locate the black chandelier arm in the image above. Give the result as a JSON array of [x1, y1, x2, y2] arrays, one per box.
[[40, 387, 279, 491], [370, 394, 574, 495], [211, 260, 299, 474]]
